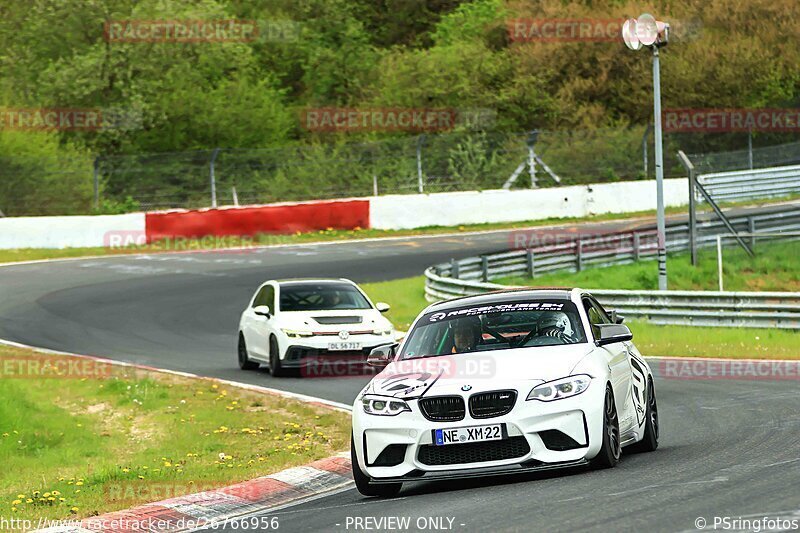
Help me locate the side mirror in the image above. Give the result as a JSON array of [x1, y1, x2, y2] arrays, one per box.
[[609, 310, 625, 324], [595, 324, 633, 346], [253, 305, 271, 317], [375, 302, 391, 313], [367, 343, 398, 367]]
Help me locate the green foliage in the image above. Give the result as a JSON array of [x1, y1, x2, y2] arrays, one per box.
[[0, 0, 798, 213], [0, 131, 93, 216]]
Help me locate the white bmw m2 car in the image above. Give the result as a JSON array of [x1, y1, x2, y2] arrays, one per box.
[[351, 288, 659, 497], [238, 279, 396, 377]]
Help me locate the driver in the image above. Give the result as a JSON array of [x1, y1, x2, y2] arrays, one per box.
[[451, 316, 482, 353], [537, 312, 574, 341], [322, 291, 342, 309]]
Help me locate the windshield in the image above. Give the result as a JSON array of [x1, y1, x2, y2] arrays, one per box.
[[279, 282, 372, 311], [399, 300, 586, 359]]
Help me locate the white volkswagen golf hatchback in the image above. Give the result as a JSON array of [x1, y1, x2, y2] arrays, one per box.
[[238, 278, 396, 377], [351, 288, 658, 497]]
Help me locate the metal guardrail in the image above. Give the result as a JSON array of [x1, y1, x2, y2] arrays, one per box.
[[424, 206, 800, 329], [698, 164, 800, 203]]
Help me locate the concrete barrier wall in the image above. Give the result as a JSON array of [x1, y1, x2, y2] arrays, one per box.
[[145, 199, 370, 242], [0, 213, 145, 249], [0, 179, 689, 249], [370, 178, 688, 230]]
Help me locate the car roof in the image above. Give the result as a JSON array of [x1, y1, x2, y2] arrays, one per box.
[[426, 287, 577, 312], [273, 278, 355, 286]]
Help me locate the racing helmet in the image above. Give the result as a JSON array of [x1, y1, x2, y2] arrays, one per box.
[[537, 311, 573, 336], [450, 316, 482, 348]]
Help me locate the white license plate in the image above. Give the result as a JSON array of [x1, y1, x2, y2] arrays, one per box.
[[434, 424, 504, 446], [327, 342, 362, 351]]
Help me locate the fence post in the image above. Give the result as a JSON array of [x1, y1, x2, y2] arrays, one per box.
[[481, 256, 489, 282], [526, 248, 535, 279], [748, 217, 756, 249], [677, 150, 698, 266], [642, 124, 652, 178], [210, 148, 221, 208], [526, 130, 539, 189], [450, 258, 460, 279], [416, 135, 425, 193], [576, 240, 583, 272], [633, 233, 640, 261], [373, 175, 378, 196], [93, 156, 100, 210]]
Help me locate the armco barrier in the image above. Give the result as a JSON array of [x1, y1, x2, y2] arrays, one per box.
[[424, 269, 800, 329], [424, 205, 800, 329], [145, 199, 370, 242], [698, 164, 800, 203]]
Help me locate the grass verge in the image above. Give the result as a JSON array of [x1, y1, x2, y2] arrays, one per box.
[[2, 197, 794, 265], [360, 276, 800, 359], [0, 345, 350, 522], [498, 239, 800, 292]]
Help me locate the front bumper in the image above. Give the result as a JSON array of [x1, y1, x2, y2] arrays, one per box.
[[278, 334, 394, 375], [352, 379, 606, 480]]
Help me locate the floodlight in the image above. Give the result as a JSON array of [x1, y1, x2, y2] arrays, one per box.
[[622, 19, 641, 50], [636, 13, 658, 46]]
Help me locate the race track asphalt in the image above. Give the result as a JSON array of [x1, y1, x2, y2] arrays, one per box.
[[1, 204, 798, 532]]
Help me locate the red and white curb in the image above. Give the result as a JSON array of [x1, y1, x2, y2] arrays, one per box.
[[32, 453, 354, 533]]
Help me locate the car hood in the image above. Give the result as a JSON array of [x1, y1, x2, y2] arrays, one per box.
[[364, 344, 595, 399], [277, 309, 392, 331]]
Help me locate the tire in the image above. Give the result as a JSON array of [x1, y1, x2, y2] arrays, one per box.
[[627, 378, 659, 453], [351, 435, 402, 498], [590, 385, 621, 469], [268, 335, 287, 377], [237, 334, 259, 370]]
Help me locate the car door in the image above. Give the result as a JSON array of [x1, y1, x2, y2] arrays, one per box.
[[582, 296, 634, 430], [244, 284, 274, 359]]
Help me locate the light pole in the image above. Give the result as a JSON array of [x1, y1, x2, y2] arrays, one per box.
[[623, 14, 670, 290]]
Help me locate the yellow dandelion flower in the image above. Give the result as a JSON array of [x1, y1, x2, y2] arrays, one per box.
[[12, 500, 21, 506], [70, 507, 79, 513]]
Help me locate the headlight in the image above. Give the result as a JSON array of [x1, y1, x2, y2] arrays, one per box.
[[373, 328, 393, 336], [361, 395, 411, 416], [281, 329, 313, 338], [526, 375, 591, 402]]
